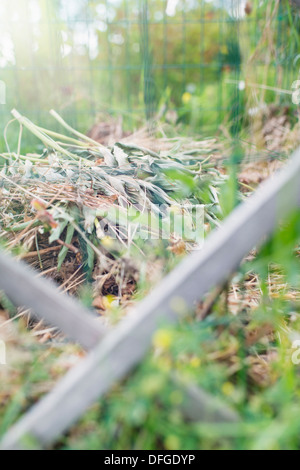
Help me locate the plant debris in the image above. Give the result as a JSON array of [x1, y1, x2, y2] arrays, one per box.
[[0, 110, 226, 320]]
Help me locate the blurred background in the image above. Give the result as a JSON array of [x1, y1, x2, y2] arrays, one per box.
[[0, 0, 299, 152]]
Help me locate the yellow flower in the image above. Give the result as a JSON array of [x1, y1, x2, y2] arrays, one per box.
[[103, 295, 118, 309], [222, 382, 235, 397], [153, 329, 173, 351], [190, 356, 201, 369], [101, 236, 114, 249], [182, 92, 192, 105]]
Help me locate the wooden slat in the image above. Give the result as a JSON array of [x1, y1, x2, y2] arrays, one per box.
[[170, 373, 240, 424], [2, 147, 300, 449], [0, 251, 105, 350]]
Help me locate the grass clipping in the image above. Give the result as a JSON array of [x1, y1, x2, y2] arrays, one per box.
[[0, 110, 226, 311]]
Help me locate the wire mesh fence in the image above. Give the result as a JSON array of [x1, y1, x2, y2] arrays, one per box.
[[0, 0, 298, 151]]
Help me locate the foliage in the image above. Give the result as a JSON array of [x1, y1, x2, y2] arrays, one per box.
[[1, 0, 300, 151], [1, 0, 300, 452], [60, 210, 300, 451]]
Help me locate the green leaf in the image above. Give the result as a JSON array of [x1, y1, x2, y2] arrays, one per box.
[[49, 220, 68, 244], [57, 224, 75, 271], [86, 242, 95, 273]]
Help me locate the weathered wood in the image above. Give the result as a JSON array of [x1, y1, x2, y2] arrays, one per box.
[[170, 373, 240, 424], [2, 146, 300, 449], [0, 251, 105, 350]]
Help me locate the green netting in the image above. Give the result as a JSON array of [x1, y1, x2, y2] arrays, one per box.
[[0, 0, 298, 151]]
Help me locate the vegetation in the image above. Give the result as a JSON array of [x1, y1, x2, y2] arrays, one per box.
[[1, 0, 300, 149], [1, 0, 300, 452]]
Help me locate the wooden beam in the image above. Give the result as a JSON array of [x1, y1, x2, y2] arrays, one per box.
[[170, 373, 240, 424], [0, 251, 105, 350], [2, 147, 300, 449]]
